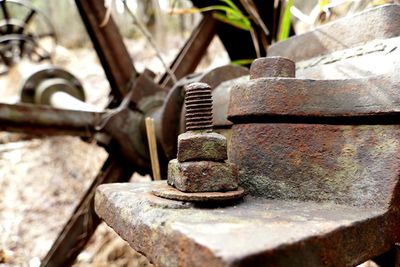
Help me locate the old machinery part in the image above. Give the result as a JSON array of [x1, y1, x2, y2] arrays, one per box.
[[0, 0, 57, 73], [0, 102, 103, 137], [249, 56, 295, 79], [6, 0, 280, 265], [95, 5, 400, 267], [20, 67, 86, 108], [153, 82, 243, 202]]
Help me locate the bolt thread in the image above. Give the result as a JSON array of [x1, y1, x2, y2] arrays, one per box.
[[185, 82, 213, 131]]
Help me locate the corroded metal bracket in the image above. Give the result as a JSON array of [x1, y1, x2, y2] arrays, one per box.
[[95, 5, 400, 267]]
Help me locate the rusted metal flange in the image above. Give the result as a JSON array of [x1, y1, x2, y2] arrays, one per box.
[[20, 66, 85, 105], [152, 181, 244, 202]]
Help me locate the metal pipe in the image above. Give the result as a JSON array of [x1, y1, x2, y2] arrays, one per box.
[[0, 102, 104, 137], [50, 91, 103, 112]]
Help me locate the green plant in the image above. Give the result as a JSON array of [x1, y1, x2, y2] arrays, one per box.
[[278, 0, 293, 41]]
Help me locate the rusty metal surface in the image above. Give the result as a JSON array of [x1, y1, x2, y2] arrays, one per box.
[[96, 182, 399, 267], [250, 57, 295, 79], [152, 181, 244, 202], [177, 132, 227, 162], [167, 159, 238, 193], [0, 102, 103, 137], [158, 14, 218, 88], [75, 0, 137, 101], [268, 4, 400, 63], [230, 123, 400, 208], [294, 37, 400, 80], [228, 72, 400, 119], [41, 157, 134, 267]]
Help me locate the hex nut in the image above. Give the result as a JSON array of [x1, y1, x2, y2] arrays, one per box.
[[177, 132, 227, 162], [167, 159, 238, 193]]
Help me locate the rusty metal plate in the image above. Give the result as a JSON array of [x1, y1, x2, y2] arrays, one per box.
[[228, 73, 400, 119], [152, 181, 244, 202], [95, 182, 399, 267], [294, 37, 400, 79], [230, 123, 400, 209], [268, 5, 400, 63]]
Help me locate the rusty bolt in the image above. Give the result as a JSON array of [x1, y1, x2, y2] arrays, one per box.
[[250, 56, 296, 79], [167, 82, 238, 193]]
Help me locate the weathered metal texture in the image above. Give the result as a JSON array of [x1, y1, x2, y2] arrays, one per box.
[[250, 57, 295, 79], [99, 107, 149, 169], [167, 159, 238, 193], [95, 182, 400, 266], [128, 72, 166, 109], [41, 157, 134, 267], [268, 5, 400, 81], [268, 4, 400, 63], [158, 65, 248, 160], [177, 132, 227, 162], [230, 123, 400, 208], [158, 13, 219, 88], [294, 37, 400, 80], [75, 0, 137, 101], [0, 102, 103, 137], [228, 72, 400, 119], [152, 181, 244, 202]]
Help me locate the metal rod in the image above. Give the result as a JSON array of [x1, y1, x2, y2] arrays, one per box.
[[50, 91, 103, 112], [75, 0, 138, 101], [0, 102, 104, 137]]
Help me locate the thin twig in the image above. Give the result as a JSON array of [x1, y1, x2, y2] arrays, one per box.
[[240, 0, 270, 53], [169, 0, 179, 15], [145, 117, 161, 180], [240, 0, 270, 37], [122, 1, 177, 84], [249, 27, 261, 57], [100, 0, 113, 27]]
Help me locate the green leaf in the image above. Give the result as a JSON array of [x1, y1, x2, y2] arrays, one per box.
[[213, 12, 251, 30], [278, 0, 293, 41], [197, 0, 251, 31], [231, 59, 254, 65]]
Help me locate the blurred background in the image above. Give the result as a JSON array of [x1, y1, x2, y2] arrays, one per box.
[[0, 0, 397, 266]]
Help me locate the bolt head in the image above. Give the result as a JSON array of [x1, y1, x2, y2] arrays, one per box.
[[250, 57, 296, 79], [167, 159, 238, 193], [177, 132, 227, 162]]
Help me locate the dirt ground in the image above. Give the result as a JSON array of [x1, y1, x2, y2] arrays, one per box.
[[0, 35, 228, 267]]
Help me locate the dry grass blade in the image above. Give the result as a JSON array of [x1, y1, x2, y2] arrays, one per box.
[[100, 0, 114, 27], [240, 0, 270, 36], [249, 27, 260, 57], [122, 1, 177, 84]]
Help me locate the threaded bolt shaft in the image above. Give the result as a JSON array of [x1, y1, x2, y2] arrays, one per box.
[[184, 82, 213, 132]]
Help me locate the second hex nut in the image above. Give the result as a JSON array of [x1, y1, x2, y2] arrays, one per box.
[[177, 131, 227, 162]]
